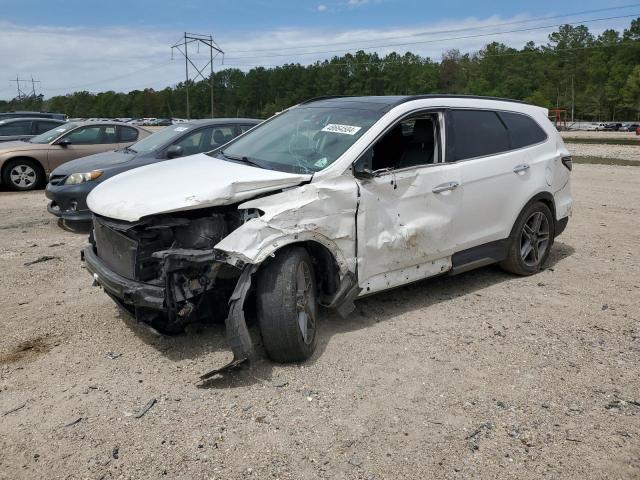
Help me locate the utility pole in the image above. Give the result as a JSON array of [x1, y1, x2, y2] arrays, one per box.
[[9, 76, 41, 102], [171, 33, 223, 119], [570, 74, 575, 124]]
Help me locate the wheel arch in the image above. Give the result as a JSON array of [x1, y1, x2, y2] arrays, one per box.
[[255, 239, 343, 300], [508, 191, 556, 240]]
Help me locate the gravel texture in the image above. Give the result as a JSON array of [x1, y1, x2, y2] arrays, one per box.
[[565, 143, 640, 162], [1, 165, 639, 479]]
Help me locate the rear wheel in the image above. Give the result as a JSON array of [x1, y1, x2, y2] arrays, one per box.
[[2, 158, 44, 191], [500, 202, 554, 275], [256, 247, 318, 363]]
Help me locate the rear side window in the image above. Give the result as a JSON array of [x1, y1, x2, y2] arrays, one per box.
[[450, 110, 509, 161], [497, 111, 547, 149], [35, 121, 61, 134], [119, 126, 139, 142]]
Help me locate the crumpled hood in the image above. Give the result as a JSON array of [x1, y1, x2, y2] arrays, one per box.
[[51, 150, 135, 176], [87, 153, 311, 221]]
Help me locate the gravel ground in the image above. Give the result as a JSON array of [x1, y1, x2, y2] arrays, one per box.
[[565, 143, 640, 162], [1, 165, 639, 480], [561, 131, 638, 140]]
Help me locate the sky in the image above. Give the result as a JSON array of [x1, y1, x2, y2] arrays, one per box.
[[0, 0, 638, 99]]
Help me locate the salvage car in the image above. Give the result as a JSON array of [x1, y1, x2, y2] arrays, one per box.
[[0, 122, 150, 191], [82, 95, 573, 371], [46, 118, 260, 222], [0, 117, 66, 142]]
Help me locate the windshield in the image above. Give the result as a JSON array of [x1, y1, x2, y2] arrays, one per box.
[[29, 123, 77, 144], [212, 106, 383, 174], [127, 124, 192, 153]]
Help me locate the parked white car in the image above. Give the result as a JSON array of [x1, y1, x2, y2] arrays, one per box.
[[83, 95, 572, 371]]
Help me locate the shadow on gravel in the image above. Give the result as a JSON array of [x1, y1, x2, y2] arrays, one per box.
[[56, 218, 92, 234], [116, 240, 575, 389]]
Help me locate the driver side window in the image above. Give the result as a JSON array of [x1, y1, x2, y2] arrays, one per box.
[[370, 113, 441, 171], [63, 126, 103, 145]]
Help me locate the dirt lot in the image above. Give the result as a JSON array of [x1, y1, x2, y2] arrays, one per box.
[[1, 165, 639, 480]]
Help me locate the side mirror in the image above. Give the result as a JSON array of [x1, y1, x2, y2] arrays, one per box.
[[352, 149, 375, 179], [166, 145, 183, 159], [57, 138, 71, 147]]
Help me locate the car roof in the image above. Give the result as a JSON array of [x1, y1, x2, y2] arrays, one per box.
[[0, 117, 65, 123], [299, 94, 529, 112], [184, 118, 262, 126]]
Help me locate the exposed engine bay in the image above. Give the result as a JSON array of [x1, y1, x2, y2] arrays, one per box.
[[86, 206, 261, 334]]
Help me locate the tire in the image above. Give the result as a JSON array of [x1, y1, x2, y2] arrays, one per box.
[[256, 246, 318, 363], [2, 158, 44, 191], [500, 202, 554, 276]]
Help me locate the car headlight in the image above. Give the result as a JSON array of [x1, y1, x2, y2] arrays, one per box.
[[64, 170, 103, 185]]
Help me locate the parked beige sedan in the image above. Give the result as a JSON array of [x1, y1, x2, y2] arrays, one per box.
[[0, 122, 150, 190]]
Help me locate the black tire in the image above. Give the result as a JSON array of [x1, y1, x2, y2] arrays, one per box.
[[2, 158, 44, 191], [500, 202, 554, 276], [256, 246, 318, 363]]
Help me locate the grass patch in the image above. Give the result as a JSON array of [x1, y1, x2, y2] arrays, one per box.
[[563, 137, 639, 146], [573, 156, 639, 167]]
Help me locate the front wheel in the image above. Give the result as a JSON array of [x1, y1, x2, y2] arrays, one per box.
[[500, 202, 554, 276], [256, 247, 318, 363]]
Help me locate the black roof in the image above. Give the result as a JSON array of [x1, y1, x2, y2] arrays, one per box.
[[300, 94, 527, 112]]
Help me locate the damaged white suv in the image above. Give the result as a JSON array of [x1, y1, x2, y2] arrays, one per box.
[[83, 95, 572, 372]]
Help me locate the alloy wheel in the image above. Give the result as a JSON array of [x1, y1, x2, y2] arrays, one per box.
[[9, 164, 37, 189], [520, 211, 550, 267], [295, 262, 316, 345]]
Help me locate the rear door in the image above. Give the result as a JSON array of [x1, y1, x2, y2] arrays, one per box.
[[448, 109, 548, 251]]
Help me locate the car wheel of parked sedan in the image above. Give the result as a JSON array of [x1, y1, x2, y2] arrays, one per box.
[[2, 158, 43, 191], [500, 202, 554, 276], [256, 246, 318, 363]]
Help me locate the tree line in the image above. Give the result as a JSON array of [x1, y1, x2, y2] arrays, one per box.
[[2, 19, 639, 122]]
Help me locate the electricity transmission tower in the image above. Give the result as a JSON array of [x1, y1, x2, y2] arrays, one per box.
[[171, 33, 224, 119], [9, 76, 41, 102]]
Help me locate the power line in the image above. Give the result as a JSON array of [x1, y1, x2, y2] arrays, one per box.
[[224, 13, 640, 61], [227, 3, 640, 55]]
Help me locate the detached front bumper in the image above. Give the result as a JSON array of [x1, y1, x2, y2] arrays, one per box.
[[82, 246, 165, 310]]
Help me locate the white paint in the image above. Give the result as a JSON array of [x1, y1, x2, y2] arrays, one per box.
[[86, 154, 311, 221], [88, 96, 572, 298]]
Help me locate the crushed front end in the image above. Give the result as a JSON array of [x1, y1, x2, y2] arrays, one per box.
[[82, 207, 260, 335]]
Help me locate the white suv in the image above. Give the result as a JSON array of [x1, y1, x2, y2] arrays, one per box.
[[83, 95, 572, 372]]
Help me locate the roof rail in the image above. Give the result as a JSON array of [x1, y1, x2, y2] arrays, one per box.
[[298, 95, 351, 105], [392, 94, 528, 107]]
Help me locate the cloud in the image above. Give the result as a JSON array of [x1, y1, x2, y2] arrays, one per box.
[[316, 4, 328, 12], [0, 15, 631, 99]]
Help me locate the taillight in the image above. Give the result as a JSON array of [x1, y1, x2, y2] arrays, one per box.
[[561, 155, 572, 171]]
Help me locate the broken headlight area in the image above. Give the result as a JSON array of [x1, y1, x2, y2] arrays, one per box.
[[87, 207, 262, 334]]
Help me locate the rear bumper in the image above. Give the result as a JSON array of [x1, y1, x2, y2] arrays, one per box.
[[82, 246, 165, 310]]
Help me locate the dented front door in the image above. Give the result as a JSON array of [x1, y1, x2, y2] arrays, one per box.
[[356, 163, 462, 293]]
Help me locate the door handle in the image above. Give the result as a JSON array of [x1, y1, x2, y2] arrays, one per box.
[[513, 164, 530, 174], [432, 181, 459, 194]]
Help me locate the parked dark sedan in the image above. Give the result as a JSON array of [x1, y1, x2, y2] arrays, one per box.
[[0, 117, 66, 142], [46, 118, 261, 222]]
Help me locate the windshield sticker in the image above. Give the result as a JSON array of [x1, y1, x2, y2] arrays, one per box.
[[321, 124, 362, 135], [174, 127, 189, 132]]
